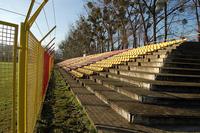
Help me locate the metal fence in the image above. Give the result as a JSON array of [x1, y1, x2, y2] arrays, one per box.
[[0, 20, 18, 132], [18, 28, 54, 133], [0, 1, 54, 132], [0, 20, 54, 133], [26, 32, 44, 133]]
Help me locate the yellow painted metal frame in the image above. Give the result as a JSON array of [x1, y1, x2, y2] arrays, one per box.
[[13, 22, 19, 133], [18, 0, 48, 132], [18, 23, 28, 133]]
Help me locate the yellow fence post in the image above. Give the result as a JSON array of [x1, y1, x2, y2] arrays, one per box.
[[18, 23, 28, 133], [18, 1, 49, 132], [13, 23, 18, 133]]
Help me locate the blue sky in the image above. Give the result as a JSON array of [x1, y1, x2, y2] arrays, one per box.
[[0, 0, 87, 49]]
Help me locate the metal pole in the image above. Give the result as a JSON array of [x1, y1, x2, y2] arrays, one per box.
[[45, 37, 55, 48], [28, 0, 48, 28], [46, 43, 55, 52], [49, 50, 55, 55], [40, 25, 56, 43], [12, 24, 18, 133], [25, 0, 35, 25], [18, 23, 28, 133]]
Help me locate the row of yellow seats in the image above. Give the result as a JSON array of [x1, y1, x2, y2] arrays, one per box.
[[77, 68, 93, 75], [115, 39, 185, 57], [67, 52, 110, 67], [69, 70, 84, 78], [67, 53, 110, 77], [82, 39, 186, 74], [84, 66, 104, 72], [64, 52, 113, 77], [59, 52, 106, 67], [69, 39, 186, 78]]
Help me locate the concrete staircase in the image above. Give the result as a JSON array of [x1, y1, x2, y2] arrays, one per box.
[[59, 42, 200, 132]]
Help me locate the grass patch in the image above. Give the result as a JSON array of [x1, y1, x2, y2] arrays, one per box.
[[0, 62, 13, 132], [37, 69, 96, 133]]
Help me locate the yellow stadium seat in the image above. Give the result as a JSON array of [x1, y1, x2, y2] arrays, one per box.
[[69, 70, 83, 78], [77, 68, 94, 75]]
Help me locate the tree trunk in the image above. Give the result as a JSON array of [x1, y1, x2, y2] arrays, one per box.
[[107, 39, 110, 51], [164, 2, 168, 42], [153, 12, 157, 43], [127, 8, 138, 48], [139, 3, 148, 45], [194, 0, 200, 41], [152, 1, 157, 43], [110, 35, 114, 51], [117, 30, 121, 50], [109, 30, 114, 51], [133, 32, 137, 48], [122, 28, 128, 49]]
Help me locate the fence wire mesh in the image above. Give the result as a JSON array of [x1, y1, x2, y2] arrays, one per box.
[[27, 31, 44, 133], [0, 21, 18, 132]]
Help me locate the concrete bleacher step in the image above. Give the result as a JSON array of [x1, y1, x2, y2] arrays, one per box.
[[132, 56, 200, 64], [128, 61, 200, 69], [88, 75, 200, 107], [168, 53, 200, 59], [132, 58, 164, 62], [171, 49, 200, 54], [153, 50, 170, 55], [121, 65, 200, 75], [163, 61, 200, 69], [165, 57, 200, 63], [60, 70, 173, 133], [176, 49, 200, 53], [177, 45, 200, 51], [57, 41, 200, 132], [59, 69, 167, 133], [144, 54, 167, 59], [99, 72, 200, 93], [109, 69, 200, 83], [128, 62, 163, 67], [78, 78, 200, 126]]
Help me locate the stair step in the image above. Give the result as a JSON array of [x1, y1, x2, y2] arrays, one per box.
[[128, 61, 200, 69], [144, 54, 160, 59], [133, 56, 200, 64], [153, 50, 170, 55], [169, 53, 200, 59], [128, 62, 164, 67], [58, 69, 164, 133], [57, 42, 200, 132], [80, 79, 200, 126], [99, 72, 200, 93], [164, 62, 200, 69], [127, 65, 200, 75], [117, 65, 130, 70], [166, 57, 200, 63], [135, 58, 164, 62], [109, 69, 200, 83], [89, 75, 200, 107]]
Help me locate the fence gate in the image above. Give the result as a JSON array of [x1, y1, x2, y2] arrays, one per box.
[[0, 20, 18, 132]]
